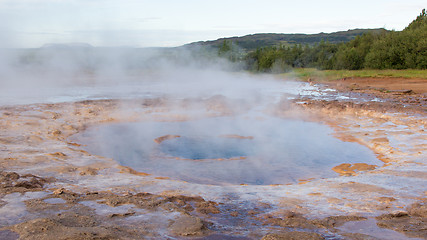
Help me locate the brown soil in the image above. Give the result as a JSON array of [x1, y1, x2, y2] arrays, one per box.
[[329, 77, 427, 94], [315, 77, 427, 111]]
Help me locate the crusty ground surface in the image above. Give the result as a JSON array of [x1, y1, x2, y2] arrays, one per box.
[[314, 77, 427, 111], [0, 78, 426, 239]]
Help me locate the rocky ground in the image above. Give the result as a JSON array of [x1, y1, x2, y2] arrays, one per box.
[[0, 77, 426, 239], [314, 77, 427, 112]]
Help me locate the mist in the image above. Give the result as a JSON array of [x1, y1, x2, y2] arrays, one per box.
[[0, 44, 294, 106], [14, 44, 378, 186], [1, 43, 347, 186]]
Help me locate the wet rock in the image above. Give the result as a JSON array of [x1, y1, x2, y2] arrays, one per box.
[[53, 188, 66, 195], [47, 152, 67, 158], [10, 216, 140, 240], [13, 178, 45, 189], [0, 171, 49, 193], [49, 112, 61, 119], [78, 167, 98, 176], [375, 200, 427, 239], [377, 210, 409, 219], [340, 232, 381, 240], [169, 214, 205, 236], [195, 201, 221, 214], [154, 134, 181, 144], [108, 211, 136, 218], [312, 215, 367, 228], [263, 211, 367, 231], [261, 231, 324, 240], [1, 172, 20, 181], [407, 201, 427, 217], [50, 130, 62, 136], [219, 134, 254, 140], [262, 211, 314, 229], [53, 188, 80, 203]]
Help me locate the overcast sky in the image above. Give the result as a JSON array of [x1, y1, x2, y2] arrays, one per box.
[[0, 0, 425, 48]]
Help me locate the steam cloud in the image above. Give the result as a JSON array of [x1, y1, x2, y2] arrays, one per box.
[[0, 45, 290, 105], [1, 43, 382, 186]]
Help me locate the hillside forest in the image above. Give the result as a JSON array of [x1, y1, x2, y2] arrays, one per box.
[[215, 9, 427, 72]]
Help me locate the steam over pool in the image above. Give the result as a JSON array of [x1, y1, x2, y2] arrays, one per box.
[[76, 115, 381, 185]]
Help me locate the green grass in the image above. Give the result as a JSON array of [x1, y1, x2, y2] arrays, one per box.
[[280, 68, 427, 82]]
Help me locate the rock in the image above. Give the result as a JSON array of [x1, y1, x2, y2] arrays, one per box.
[[53, 188, 65, 195], [375, 202, 427, 239], [169, 215, 205, 236], [376, 211, 409, 220], [50, 130, 62, 136], [313, 215, 366, 228], [153, 135, 181, 144], [219, 134, 254, 140], [261, 231, 324, 240], [195, 201, 220, 214], [340, 233, 381, 240], [48, 152, 67, 158], [407, 202, 427, 217], [2, 172, 20, 181], [78, 167, 98, 176]]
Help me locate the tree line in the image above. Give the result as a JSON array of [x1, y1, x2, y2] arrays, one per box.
[[220, 9, 427, 72]]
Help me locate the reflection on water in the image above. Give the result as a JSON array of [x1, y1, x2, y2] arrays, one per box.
[[75, 116, 381, 185]]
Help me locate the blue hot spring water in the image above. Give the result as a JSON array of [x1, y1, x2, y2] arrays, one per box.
[[75, 116, 381, 185]]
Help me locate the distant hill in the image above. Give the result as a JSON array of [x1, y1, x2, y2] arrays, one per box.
[[185, 29, 387, 52], [41, 43, 94, 49]]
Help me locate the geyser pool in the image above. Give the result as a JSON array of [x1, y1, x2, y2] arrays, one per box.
[[76, 116, 381, 185], [159, 136, 254, 160]]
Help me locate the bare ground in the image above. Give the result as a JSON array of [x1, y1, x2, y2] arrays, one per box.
[[0, 78, 426, 239]]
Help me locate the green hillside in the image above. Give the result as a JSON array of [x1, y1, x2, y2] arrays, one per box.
[[185, 29, 387, 52], [243, 9, 427, 71]]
